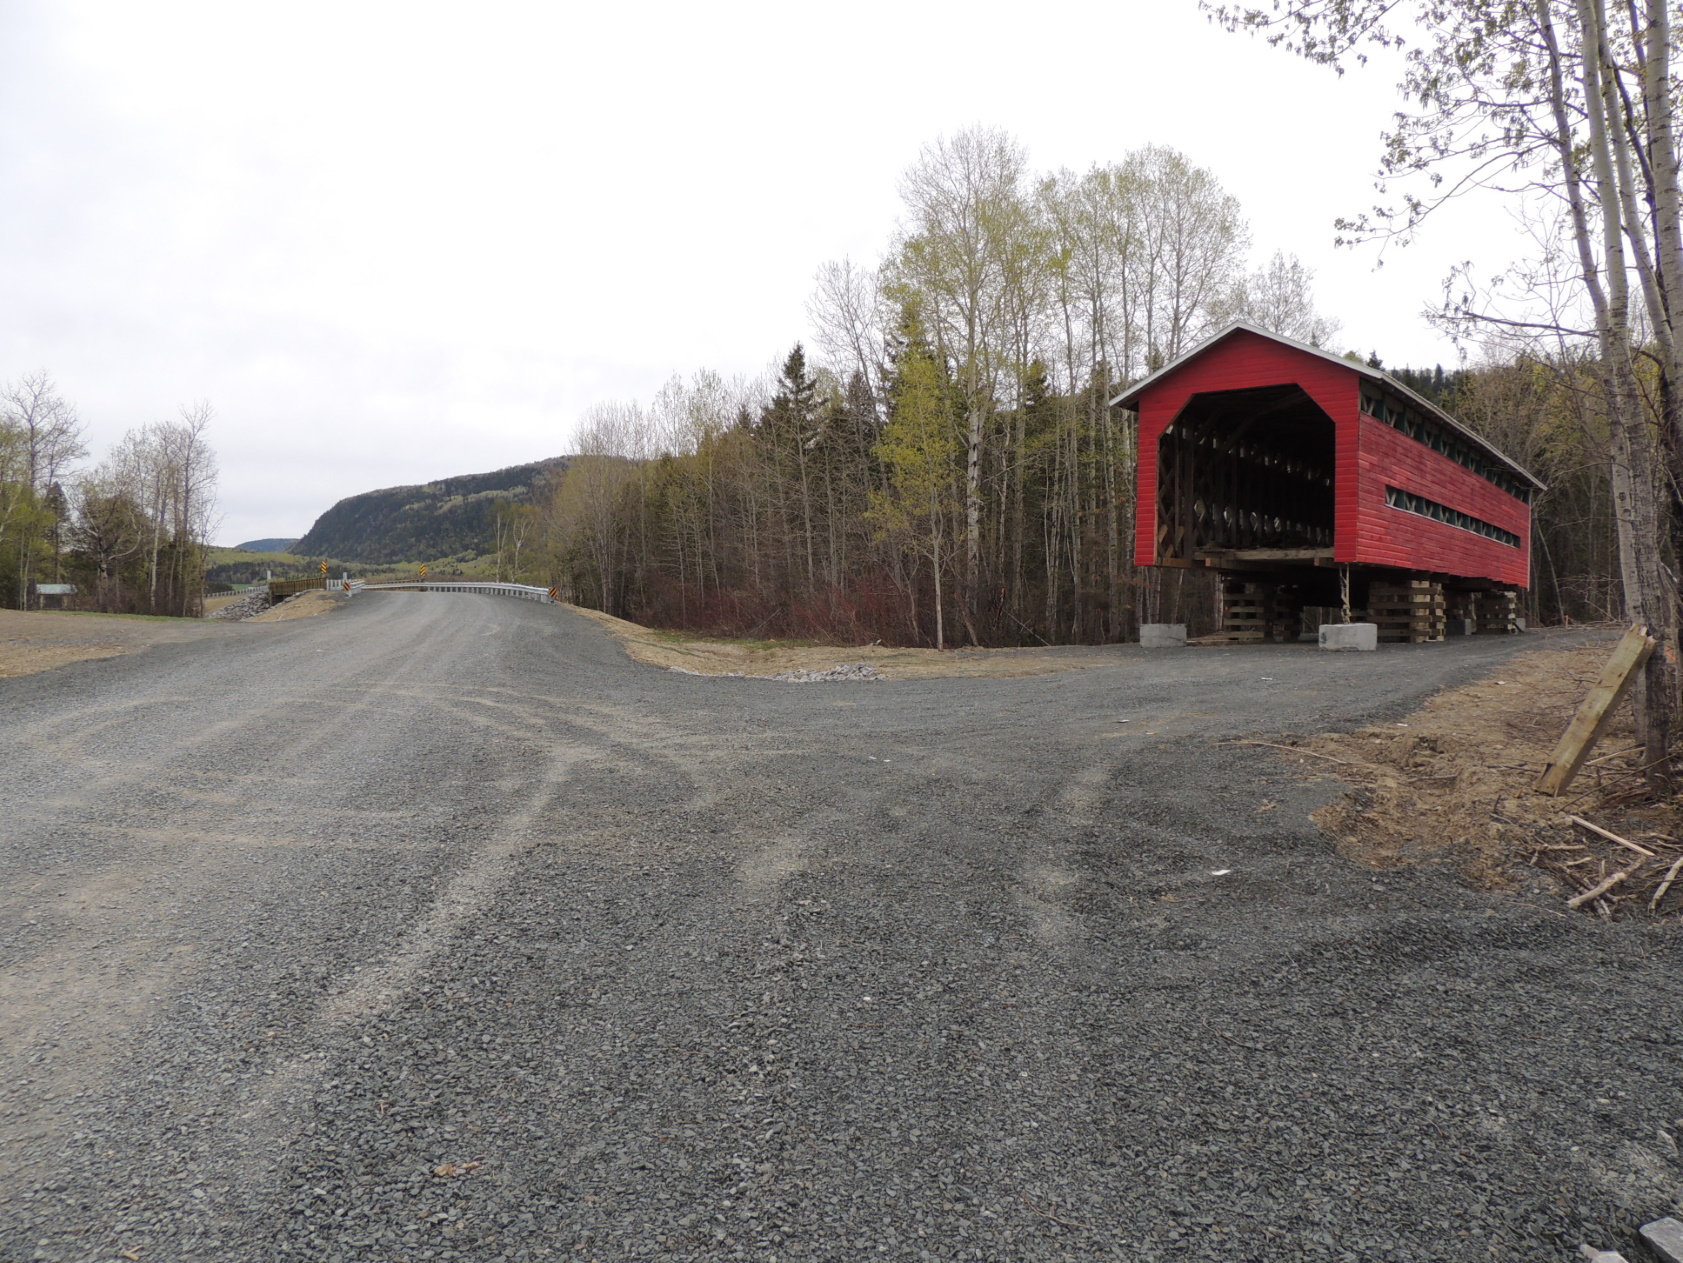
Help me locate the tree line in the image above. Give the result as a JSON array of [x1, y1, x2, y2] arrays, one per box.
[[0, 375, 221, 615], [528, 128, 1626, 651], [536, 136, 1351, 647]]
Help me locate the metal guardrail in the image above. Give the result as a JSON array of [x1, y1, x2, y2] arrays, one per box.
[[268, 578, 367, 599], [362, 581, 555, 605]]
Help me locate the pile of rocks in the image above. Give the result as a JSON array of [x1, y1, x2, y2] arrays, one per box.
[[771, 663, 883, 683], [206, 590, 271, 621], [667, 662, 885, 682]]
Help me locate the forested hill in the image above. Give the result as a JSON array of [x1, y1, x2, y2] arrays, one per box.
[[293, 457, 569, 563]]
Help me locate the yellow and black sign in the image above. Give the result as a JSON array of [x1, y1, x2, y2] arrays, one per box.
[[548, 587, 559, 602], [420, 563, 428, 580], [319, 560, 327, 577]]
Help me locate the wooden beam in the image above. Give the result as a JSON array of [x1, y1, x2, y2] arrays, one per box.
[[1196, 547, 1335, 561], [1536, 625, 1656, 795]]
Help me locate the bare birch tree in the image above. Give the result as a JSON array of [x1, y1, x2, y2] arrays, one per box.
[[889, 127, 1031, 625], [1224, 250, 1343, 344], [105, 405, 219, 615], [3, 373, 86, 606]]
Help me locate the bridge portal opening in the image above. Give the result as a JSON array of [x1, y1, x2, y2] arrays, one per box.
[[1154, 384, 1336, 563]]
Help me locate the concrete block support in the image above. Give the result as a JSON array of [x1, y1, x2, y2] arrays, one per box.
[[1139, 623, 1187, 648], [1319, 622, 1378, 652]]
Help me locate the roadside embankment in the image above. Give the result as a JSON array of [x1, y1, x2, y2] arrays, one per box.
[[564, 603, 1131, 680], [245, 590, 344, 623]]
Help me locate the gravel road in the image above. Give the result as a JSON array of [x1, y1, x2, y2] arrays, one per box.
[[1, 594, 1678, 1263]]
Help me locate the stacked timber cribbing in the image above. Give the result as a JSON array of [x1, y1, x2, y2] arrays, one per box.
[[1470, 589, 1521, 634], [1268, 586, 1303, 642], [1219, 582, 1270, 643], [1368, 579, 1446, 643], [1202, 581, 1303, 644]]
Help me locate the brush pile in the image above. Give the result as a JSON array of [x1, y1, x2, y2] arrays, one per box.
[[1286, 636, 1683, 919], [1530, 814, 1683, 918]]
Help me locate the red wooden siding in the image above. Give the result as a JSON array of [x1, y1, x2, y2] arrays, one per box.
[[1350, 414, 1530, 586], [1130, 328, 1531, 587]]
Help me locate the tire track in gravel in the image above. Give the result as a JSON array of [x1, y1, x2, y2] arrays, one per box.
[[215, 739, 593, 1178]]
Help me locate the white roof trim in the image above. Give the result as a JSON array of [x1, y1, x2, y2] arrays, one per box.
[[1108, 320, 1545, 492]]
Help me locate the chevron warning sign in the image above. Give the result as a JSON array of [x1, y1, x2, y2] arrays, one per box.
[[548, 587, 559, 602]]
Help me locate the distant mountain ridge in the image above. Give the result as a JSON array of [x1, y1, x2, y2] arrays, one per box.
[[231, 538, 299, 553], [292, 457, 569, 563]]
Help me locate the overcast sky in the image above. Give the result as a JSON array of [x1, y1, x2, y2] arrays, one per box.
[[0, 1, 1520, 545]]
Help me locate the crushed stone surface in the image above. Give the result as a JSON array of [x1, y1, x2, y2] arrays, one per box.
[[0, 600, 1678, 1262]]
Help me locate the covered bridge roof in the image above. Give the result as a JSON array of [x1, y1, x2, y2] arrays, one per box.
[[1110, 321, 1545, 493]]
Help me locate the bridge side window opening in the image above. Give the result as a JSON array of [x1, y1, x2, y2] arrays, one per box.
[[1384, 486, 1521, 548], [1155, 384, 1336, 561], [1360, 388, 1532, 502]]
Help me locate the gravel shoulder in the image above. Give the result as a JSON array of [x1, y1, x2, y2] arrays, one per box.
[[0, 608, 235, 678], [0, 594, 1677, 1263]]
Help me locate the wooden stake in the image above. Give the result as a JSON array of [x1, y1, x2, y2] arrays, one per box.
[[1567, 815, 1657, 857], [1537, 626, 1656, 795]]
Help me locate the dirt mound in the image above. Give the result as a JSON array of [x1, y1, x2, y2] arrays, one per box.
[[246, 591, 343, 623]]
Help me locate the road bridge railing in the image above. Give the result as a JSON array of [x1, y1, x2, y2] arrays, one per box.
[[361, 581, 556, 604]]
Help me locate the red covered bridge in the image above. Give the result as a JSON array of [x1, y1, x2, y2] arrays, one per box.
[[1112, 322, 1544, 640]]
